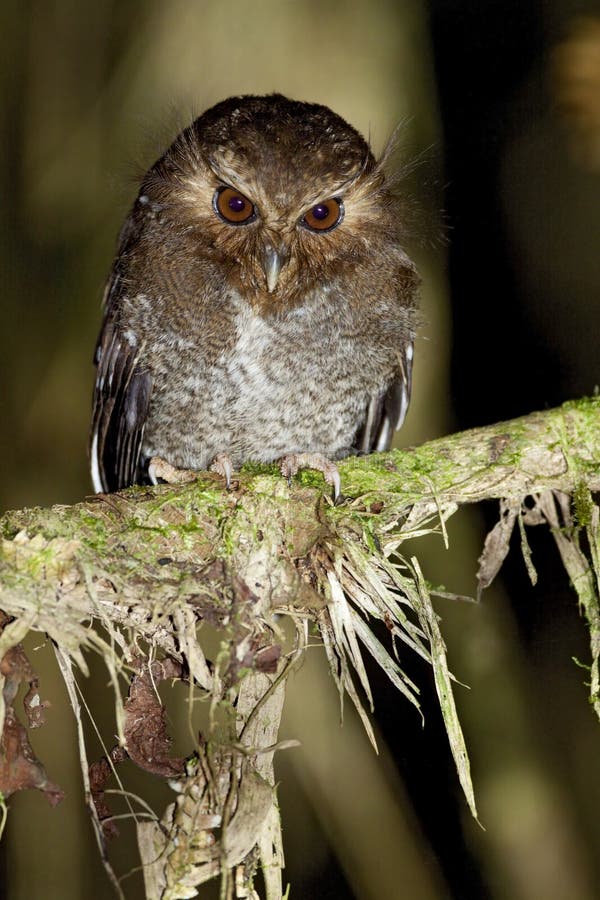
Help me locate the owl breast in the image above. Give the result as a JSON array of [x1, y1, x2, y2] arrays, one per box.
[[138, 287, 400, 470]]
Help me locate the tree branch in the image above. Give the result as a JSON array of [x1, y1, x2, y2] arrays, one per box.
[[1, 397, 599, 897]]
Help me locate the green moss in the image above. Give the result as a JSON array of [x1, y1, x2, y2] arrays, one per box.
[[239, 460, 277, 476], [361, 520, 379, 554], [573, 483, 594, 528], [561, 395, 600, 413]]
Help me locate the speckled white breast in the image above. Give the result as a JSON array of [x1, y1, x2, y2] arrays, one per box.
[[139, 287, 400, 470]]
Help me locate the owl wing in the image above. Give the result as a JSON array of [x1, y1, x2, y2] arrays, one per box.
[[354, 340, 414, 454], [89, 221, 153, 493]]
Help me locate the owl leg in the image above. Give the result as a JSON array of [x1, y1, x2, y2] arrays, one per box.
[[147, 457, 197, 485], [279, 453, 341, 503]]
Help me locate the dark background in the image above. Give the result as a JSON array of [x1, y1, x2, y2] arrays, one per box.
[[1, 1, 599, 898]]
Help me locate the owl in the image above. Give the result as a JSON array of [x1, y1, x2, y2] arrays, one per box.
[[90, 94, 419, 497]]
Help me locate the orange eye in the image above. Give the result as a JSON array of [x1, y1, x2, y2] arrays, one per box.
[[301, 198, 344, 233], [214, 186, 255, 225]]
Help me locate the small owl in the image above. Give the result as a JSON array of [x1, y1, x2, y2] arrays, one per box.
[[90, 94, 419, 495]]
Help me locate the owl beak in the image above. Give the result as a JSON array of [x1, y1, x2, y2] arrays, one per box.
[[262, 244, 285, 293]]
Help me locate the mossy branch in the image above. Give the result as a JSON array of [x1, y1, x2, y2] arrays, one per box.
[[0, 397, 599, 898]]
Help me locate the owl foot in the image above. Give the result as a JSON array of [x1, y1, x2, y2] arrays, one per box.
[[279, 453, 341, 503], [148, 457, 197, 485], [209, 453, 234, 489]]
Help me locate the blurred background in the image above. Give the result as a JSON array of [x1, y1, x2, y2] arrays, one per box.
[[1, 1, 599, 898]]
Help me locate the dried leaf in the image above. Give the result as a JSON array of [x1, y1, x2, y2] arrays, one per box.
[[0, 622, 58, 804], [89, 747, 129, 840], [124, 657, 186, 778], [477, 499, 519, 595], [0, 706, 64, 805], [350, 609, 421, 713], [517, 509, 538, 585], [411, 557, 479, 822]]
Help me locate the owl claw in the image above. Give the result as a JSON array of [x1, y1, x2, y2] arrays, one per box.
[[210, 453, 234, 489], [279, 453, 342, 502]]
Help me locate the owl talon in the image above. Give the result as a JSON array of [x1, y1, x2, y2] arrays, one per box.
[[210, 453, 234, 490], [148, 457, 197, 485], [279, 453, 341, 502]]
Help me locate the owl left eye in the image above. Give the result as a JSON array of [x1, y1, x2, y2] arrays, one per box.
[[214, 186, 256, 225], [301, 198, 344, 233]]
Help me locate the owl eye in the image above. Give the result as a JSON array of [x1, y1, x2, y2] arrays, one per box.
[[301, 198, 344, 233], [214, 186, 256, 225]]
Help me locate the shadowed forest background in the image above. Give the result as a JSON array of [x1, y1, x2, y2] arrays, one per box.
[[1, 1, 599, 898]]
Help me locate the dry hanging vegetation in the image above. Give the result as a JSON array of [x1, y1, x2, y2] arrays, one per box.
[[0, 397, 599, 899]]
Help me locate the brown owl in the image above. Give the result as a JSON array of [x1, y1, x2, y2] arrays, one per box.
[[90, 94, 419, 496]]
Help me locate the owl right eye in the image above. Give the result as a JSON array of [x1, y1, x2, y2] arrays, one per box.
[[301, 197, 344, 233], [213, 186, 256, 225]]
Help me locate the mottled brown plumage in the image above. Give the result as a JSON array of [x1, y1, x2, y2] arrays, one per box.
[[90, 94, 419, 493]]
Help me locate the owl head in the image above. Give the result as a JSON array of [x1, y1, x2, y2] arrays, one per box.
[[137, 94, 412, 309]]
